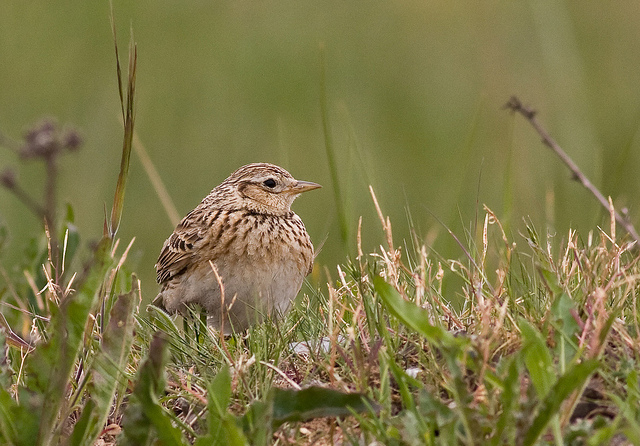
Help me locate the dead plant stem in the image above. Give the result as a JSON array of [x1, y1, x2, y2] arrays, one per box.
[[505, 96, 640, 248]]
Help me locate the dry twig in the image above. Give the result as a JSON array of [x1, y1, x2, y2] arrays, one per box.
[[505, 96, 640, 248]]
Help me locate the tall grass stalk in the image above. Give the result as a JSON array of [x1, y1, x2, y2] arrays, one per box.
[[109, 17, 137, 239], [319, 43, 350, 252]]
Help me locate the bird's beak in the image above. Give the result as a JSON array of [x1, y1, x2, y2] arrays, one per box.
[[291, 180, 322, 193]]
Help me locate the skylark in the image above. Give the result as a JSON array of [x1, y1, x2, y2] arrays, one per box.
[[153, 163, 321, 334]]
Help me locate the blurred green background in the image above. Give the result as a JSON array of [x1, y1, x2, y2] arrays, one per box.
[[1, 1, 640, 301]]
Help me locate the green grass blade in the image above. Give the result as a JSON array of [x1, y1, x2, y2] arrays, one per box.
[[319, 43, 350, 250], [240, 385, 378, 443], [381, 351, 417, 412], [270, 386, 377, 429], [69, 278, 138, 446], [120, 332, 186, 445], [489, 357, 520, 446], [22, 236, 112, 445], [374, 276, 458, 349], [0, 388, 38, 446], [522, 359, 599, 446], [0, 327, 34, 446], [240, 400, 271, 446], [550, 292, 580, 370], [520, 319, 555, 398], [146, 304, 183, 340], [614, 370, 640, 443], [195, 366, 247, 446], [207, 365, 232, 417]]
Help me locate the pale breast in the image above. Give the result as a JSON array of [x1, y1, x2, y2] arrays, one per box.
[[163, 209, 314, 332]]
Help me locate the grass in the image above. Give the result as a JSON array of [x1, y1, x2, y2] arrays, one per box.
[[2, 20, 640, 446], [2, 175, 640, 444]]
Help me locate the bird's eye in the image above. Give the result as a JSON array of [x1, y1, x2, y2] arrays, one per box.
[[263, 178, 277, 188]]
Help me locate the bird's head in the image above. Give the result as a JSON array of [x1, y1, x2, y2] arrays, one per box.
[[217, 163, 321, 215]]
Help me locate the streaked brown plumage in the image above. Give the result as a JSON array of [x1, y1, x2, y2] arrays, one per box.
[[153, 163, 321, 333]]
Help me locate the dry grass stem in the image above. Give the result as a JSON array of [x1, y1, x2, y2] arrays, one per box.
[[132, 130, 181, 226]]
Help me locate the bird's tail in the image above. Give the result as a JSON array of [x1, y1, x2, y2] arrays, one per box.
[[150, 292, 167, 312]]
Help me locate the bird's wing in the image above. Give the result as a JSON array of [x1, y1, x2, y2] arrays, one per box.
[[156, 208, 214, 284]]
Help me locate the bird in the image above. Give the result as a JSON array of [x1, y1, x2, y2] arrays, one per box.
[[152, 163, 321, 334]]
